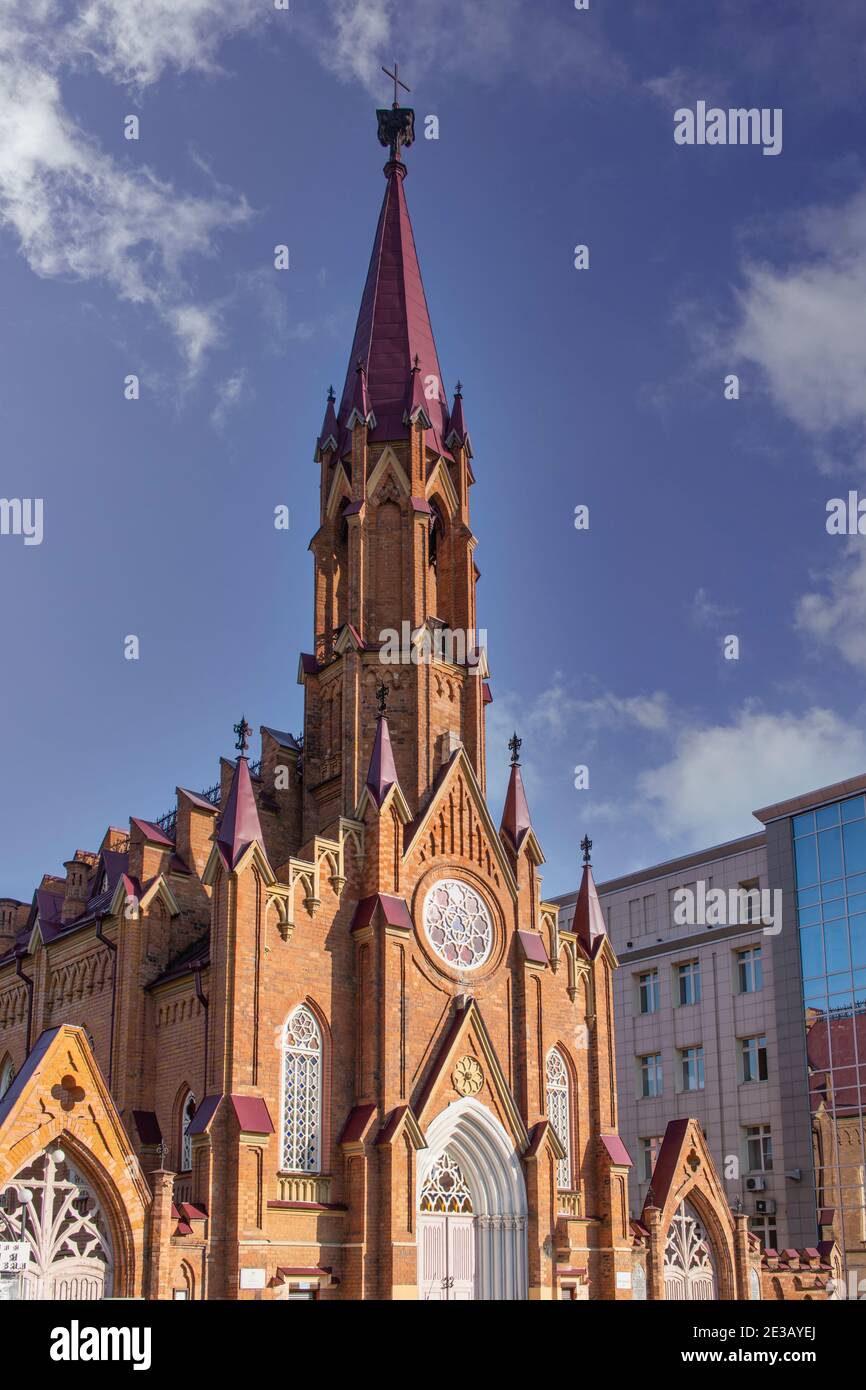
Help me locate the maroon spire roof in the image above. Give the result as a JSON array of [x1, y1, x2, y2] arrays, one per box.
[[365, 712, 399, 809], [500, 761, 533, 852], [346, 359, 375, 429], [216, 756, 264, 870], [317, 386, 339, 456], [338, 163, 448, 448], [405, 353, 432, 428], [573, 860, 607, 953], [446, 381, 471, 453]]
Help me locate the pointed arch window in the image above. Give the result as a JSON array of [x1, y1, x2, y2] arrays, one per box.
[[0, 1057, 15, 1100], [281, 1006, 322, 1173], [180, 1091, 196, 1173], [546, 1048, 572, 1190]]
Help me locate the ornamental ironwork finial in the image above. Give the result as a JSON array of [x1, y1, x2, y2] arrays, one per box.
[[327, 384, 335, 402], [234, 715, 253, 757], [382, 61, 410, 108], [508, 731, 522, 766], [455, 380, 463, 397], [375, 680, 389, 716], [581, 834, 592, 866], [377, 62, 415, 164]]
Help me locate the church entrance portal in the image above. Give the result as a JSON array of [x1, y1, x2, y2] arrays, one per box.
[[417, 1098, 528, 1301]]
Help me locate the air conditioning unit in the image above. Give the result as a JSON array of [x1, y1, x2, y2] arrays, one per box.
[[745, 1176, 766, 1192], [755, 1198, 776, 1216]]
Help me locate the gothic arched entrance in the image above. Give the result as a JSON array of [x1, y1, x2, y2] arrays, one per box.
[[663, 1200, 717, 1300], [0, 1147, 114, 1300], [417, 1098, 528, 1301]]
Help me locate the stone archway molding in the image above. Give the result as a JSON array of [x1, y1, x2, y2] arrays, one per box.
[[418, 1096, 528, 1300], [0, 1025, 151, 1298]]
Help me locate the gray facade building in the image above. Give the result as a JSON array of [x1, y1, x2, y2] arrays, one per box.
[[554, 771, 866, 1277]]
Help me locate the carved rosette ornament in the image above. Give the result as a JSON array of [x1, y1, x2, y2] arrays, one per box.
[[452, 1055, 483, 1097]]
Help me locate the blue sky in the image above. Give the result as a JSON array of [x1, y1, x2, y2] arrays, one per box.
[[2, 0, 866, 900]]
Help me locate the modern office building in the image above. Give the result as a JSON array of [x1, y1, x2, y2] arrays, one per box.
[[554, 772, 866, 1280]]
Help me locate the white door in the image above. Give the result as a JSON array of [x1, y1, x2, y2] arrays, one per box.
[[663, 1201, 717, 1301], [418, 1214, 476, 1300]]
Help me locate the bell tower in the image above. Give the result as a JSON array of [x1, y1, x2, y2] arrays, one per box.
[[300, 74, 487, 842]]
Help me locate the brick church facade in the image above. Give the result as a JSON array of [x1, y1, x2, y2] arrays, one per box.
[[0, 99, 838, 1303]]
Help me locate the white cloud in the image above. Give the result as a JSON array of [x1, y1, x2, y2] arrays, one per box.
[[71, 0, 267, 87], [691, 587, 737, 628], [730, 188, 866, 438], [637, 704, 866, 847], [795, 543, 866, 672], [0, 3, 256, 371], [297, 0, 626, 97], [211, 368, 249, 429]]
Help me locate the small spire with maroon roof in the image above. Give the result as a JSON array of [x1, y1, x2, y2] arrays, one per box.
[[446, 380, 472, 455], [317, 385, 340, 458], [365, 681, 399, 809], [500, 732, 533, 853], [404, 353, 432, 428], [215, 717, 265, 870], [573, 834, 607, 953]]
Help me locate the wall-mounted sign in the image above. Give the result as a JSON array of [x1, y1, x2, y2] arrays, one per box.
[[0, 1243, 28, 1274], [239, 1267, 266, 1290]]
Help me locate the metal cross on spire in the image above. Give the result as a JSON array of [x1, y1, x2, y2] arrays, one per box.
[[508, 731, 522, 765], [375, 680, 389, 716], [377, 63, 415, 163], [234, 715, 253, 756], [581, 834, 593, 866], [382, 61, 410, 108]]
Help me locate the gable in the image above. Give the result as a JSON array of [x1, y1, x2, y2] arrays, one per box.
[[415, 998, 529, 1152], [0, 1025, 150, 1214], [404, 748, 517, 901]]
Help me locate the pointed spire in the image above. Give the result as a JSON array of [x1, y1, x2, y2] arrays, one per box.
[[317, 385, 339, 457], [500, 733, 533, 852], [216, 721, 264, 870], [446, 380, 472, 455], [346, 359, 376, 430], [365, 681, 399, 809], [405, 352, 432, 428], [338, 149, 448, 448], [573, 834, 607, 953]]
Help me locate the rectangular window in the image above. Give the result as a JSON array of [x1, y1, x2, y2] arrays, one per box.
[[736, 946, 763, 994], [749, 1215, 778, 1252], [745, 1124, 773, 1172], [639, 1136, 664, 1181], [639, 1053, 663, 1098], [680, 1045, 705, 1091], [737, 879, 762, 922], [676, 959, 701, 1006], [637, 969, 660, 1015], [741, 1035, 768, 1084]]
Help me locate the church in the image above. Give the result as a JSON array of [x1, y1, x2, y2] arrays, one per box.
[[0, 91, 838, 1303]]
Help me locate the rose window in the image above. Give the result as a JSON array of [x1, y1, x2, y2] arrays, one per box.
[[423, 879, 493, 969]]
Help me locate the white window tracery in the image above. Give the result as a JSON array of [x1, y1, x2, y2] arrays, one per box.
[[0, 1149, 114, 1299], [423, 880, 493, 970], [419, 1151, 474, 1213], [180, 1092, 196, 1172], [663, 1200, 717, 1300], [281, 1006, 322, 1173], [0, 1057, 14, 1100], [546, 1048, 572, 1190]]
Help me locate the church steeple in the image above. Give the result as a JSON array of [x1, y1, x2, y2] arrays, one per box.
[[335, 137, 449, 451], [301, 79, 486, 842]]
